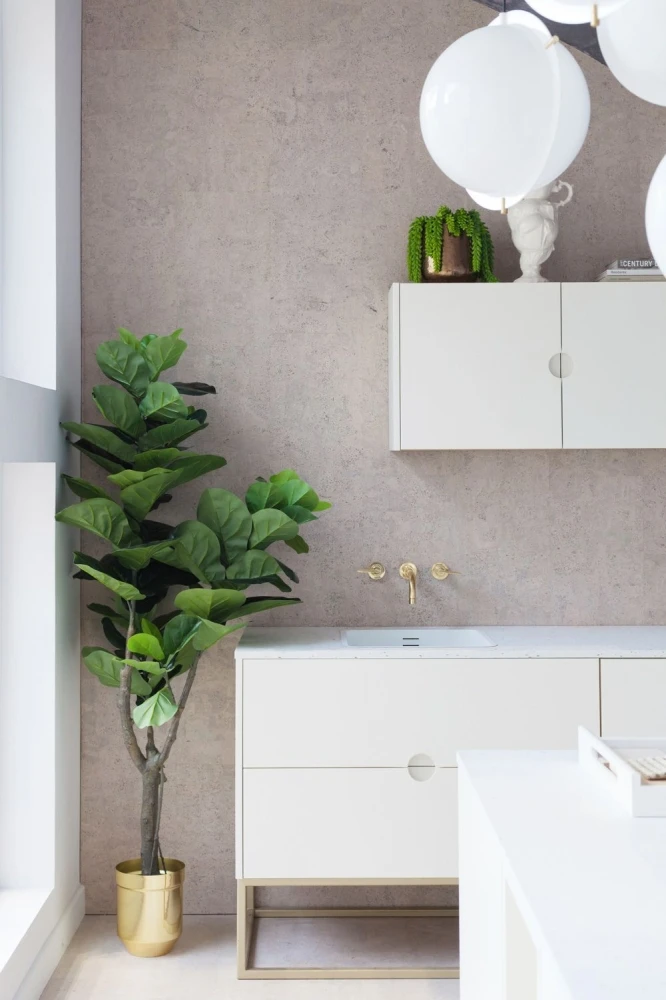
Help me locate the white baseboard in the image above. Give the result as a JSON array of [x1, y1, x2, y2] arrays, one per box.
[[12, 885, 85, 1000]]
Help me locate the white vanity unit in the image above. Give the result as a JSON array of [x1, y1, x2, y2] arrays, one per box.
[[389, 283, 666, 450], [234, 625, 666, 979]]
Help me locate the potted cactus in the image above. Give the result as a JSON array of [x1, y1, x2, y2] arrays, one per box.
[[55, 327, 331, 957], [407, 205, 497, 283]]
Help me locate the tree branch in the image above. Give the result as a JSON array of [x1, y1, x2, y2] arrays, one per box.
[[118, 596, 146, 774], [146, 726, 157, 757], [157, 656, 200, 767]]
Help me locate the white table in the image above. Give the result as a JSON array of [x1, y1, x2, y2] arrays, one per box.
[[458, 750, 666, 1000]]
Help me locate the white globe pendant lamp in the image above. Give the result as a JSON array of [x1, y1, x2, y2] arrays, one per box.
[[646, 154, 666, 276], [598, 0, 666, 107], [492, 11, 589, 193], [420, 20, 560, 199], [466, 190, 523, 211], [526, 0, 631, 25], [530, 37, 590, 188]]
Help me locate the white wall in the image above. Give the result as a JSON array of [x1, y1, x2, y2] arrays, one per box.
[[0, 1, 83, 997]]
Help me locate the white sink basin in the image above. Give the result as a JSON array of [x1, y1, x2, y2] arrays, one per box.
[[343, 627, 496, 649]]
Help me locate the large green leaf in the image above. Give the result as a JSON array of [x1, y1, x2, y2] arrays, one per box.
[[226, 550, 282, 581], [174, 587, 246, 623], [155, 521, 223, 584], [133, 688, 178, 729], [192, 620, 244, 651], [285, 535, 309, 555], [133, 448, 182, 471], [276, 559, 299, 584], [121, 658, 165, 676], [127, 633, 165, 660], [162, 614, 201, 658], [314, 499, 332, 511], [114, 540, 174, 570], [172, 381, 216, 396], [143, 330, 187, 376], [140, 519, 175, 542], [274, 478, 319, 510], [245, 480, 281, 513], [138, 418, 205, 450], [235, 596, 301, 617], [96, 340, 152, 396], [269, 469, 300, 485], [74, 552, 145, 600], [72, 441, 125, 475], [62, 474, 112, 501], [102, 616, 126, 650], [249, 509, 299, 550], [56, 498, 137, 547], [117, 327, 142, 351], [197, 489, 252, 564], [168, 454, 227, 488], [62, 422, 137, 464], [108, 467, 173, 490], [83, 647, 151, 696], [88, 602, 129, 624], [282, 504, 317, 524], [121, 471, 178, 520], [139, 382, 188, 423], [170, 641, 197, 674], [92, 385, 146, 438], [141, 618, 162, 641]]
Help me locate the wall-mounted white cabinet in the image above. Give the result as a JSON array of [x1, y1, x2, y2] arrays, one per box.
[[389, 282, 666, 451]]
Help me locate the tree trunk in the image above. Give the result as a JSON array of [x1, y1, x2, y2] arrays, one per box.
[[141, 766, 162, 875]]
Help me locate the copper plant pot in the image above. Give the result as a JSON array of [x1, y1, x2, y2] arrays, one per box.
[[423, 231, 478, 283], [116, 858, 185, 957]]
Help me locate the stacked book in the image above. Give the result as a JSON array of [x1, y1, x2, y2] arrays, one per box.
[[597, 258, 664, 282]]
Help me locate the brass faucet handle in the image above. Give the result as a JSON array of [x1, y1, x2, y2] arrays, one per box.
[[431, 562, 459, 581], [399, 562, 418, 580], [357, 562, 386, 581], [399, 562, 418, 606]]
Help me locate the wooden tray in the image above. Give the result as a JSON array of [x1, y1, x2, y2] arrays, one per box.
[[578, 727, 666, 817]]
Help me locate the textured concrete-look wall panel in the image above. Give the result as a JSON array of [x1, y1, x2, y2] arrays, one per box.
[[82, 0, 666, 913]]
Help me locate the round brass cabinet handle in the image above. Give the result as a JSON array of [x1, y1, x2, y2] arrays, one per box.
[[431, 562, 460, 581], [357, 562, 386, 581]]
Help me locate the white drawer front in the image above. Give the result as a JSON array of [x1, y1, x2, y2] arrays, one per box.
[[241, 767, 458, 879], [242, 658, 599, 767], [601, 659, 666, 736]]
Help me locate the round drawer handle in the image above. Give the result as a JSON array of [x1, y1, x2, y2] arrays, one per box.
[[548, 352, 573, 379], [408, 753, 435, 782]]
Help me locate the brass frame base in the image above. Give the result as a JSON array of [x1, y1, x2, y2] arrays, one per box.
[[236, 878, 460, 980]]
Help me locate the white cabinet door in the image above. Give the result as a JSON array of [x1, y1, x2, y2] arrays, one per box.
[[242, 658, 600, 767], [242, 767, 458, 879], [601, 659, 666, 736], [562, 284, 666, 448], [394, 283, 562, 450]]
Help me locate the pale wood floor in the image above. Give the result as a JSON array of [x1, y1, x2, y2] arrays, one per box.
[[41, 916, 460, 998]]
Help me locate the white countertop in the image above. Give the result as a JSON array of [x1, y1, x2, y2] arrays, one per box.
[[458, 750, 666, 1000], [236, 625, 666, 659]]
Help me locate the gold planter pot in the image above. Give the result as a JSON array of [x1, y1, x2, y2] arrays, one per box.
[[116, 858, 185, 957], [423, 231, 477, 282]]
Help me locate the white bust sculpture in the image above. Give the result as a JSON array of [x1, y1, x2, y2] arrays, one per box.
[[507, 179, 573, 282]]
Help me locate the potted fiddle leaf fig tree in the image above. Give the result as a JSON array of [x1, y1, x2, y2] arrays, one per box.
[[56, 328, 331, 957]]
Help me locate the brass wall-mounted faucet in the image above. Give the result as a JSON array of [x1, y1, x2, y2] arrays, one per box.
[[399, 562, 418, 605], [359, 561, 458, 605]]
